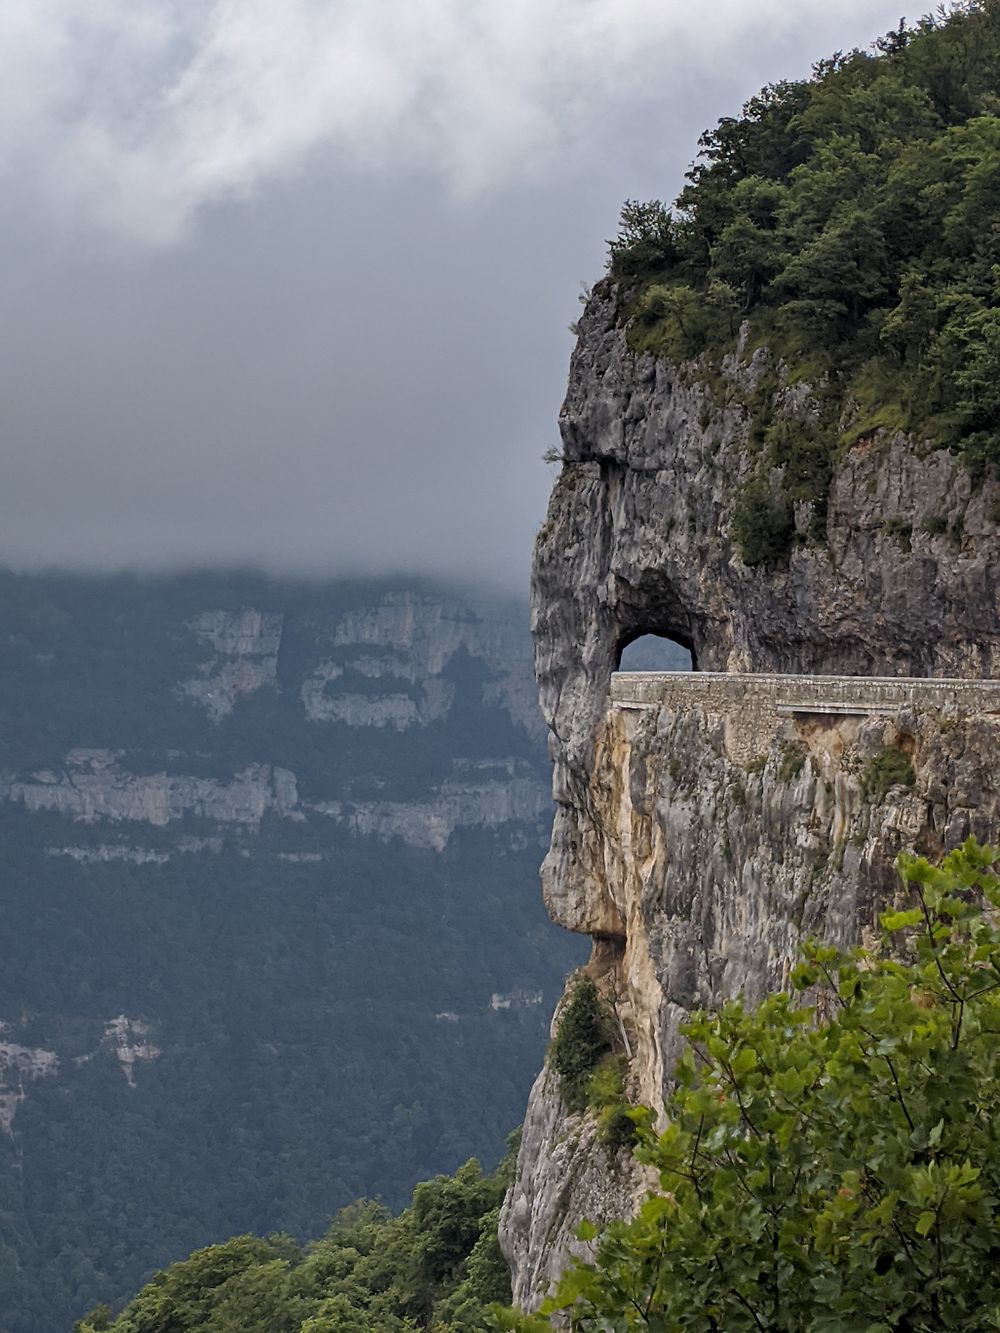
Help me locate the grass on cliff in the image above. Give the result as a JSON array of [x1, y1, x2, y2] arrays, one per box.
[[606, 2, 1000, 562], [863, 743, 917, 800]]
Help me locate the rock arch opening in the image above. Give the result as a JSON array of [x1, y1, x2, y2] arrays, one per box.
[[617, 630, 695, 674]]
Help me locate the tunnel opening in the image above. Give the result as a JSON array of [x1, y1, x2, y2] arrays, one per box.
[[617, 630, 696, 674]]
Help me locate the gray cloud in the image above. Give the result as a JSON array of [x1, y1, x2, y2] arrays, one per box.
[[1, 0, 907, 242], [0, 0, 907, 587]]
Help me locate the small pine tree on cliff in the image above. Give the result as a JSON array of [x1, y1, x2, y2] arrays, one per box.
[[549, 976, 614, 1114]]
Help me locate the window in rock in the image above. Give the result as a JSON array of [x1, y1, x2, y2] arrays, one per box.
[[617, 633, 694, 673]]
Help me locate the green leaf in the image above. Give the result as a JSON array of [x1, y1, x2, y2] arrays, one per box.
[[882, 909, 924, 932], [731, 1047, 758, 1077], [523, 839, 1000, 1329]]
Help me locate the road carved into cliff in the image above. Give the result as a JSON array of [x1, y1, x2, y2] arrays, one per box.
[[612, 671, 1000, 762]]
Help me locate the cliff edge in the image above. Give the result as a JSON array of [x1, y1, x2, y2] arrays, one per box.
[[499, 283, 1000, 1308]]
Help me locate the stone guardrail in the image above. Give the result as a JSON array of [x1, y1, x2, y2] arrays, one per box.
[[610, 671, 1000, 763], [611, 671, 1000, 714]]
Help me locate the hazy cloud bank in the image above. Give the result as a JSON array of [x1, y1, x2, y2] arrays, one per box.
[[4, 0, 906, 244], [0, 0, 907, 585]]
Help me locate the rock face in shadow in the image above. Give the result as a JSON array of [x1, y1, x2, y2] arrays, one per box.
[[500, 281, 1000, 1309]]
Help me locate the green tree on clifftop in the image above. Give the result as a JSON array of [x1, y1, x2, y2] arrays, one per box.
[[611, 1, 1000, 489]]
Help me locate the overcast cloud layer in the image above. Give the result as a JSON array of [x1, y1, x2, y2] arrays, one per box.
[[1, 0, 907, 587]]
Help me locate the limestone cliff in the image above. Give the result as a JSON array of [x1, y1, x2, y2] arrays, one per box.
[[7, 748, 546, 852], [1, 586, 549, 853], [500, 282, 1000, 1308], [180, 593, 543, 738]]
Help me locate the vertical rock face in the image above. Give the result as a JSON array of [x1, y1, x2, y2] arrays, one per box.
[[182, 610, 284, 721], [2, 585, 549, 850], [500, 282, 1000, 1309]]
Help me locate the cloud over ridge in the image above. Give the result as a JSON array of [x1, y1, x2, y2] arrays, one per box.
[[0, 0, 909, 586], [3, 0, 898, 244]]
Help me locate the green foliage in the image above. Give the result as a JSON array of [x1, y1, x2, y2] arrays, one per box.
[[75, 1155, 514, 1333], [549, 978, 615, 1113], [631, 283, 713, 360], [608, 2, 1000, 479], [587, 1055, 638, 1155], [432, 1207, 513, 1332], [78, 1306, 113, 1331], [607, 200, 676, 280], [599, 1104, 638, 1157], [726, 362, 839, 559], [549, 992, 636, 1152], [585, 1053, 625, 1109], [863, 744, 917, 800], [777, 740, 808, 783], [732, 477, 795, 566], [504, 838, 1000, 1331], [73, 1236, 303, 1333]]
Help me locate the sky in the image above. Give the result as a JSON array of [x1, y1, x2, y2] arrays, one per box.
[[0, 0, 909, 590]]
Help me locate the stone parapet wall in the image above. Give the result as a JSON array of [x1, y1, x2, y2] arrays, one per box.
[[610, 671, 1000, 765], [612, 670, 1000, 711]]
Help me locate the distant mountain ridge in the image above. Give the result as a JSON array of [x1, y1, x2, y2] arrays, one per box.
[[0, 570, 584, 1333]]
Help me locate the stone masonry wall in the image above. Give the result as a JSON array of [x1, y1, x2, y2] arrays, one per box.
[[612, 671, 1000, 763]]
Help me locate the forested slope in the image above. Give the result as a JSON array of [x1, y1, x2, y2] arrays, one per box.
[[73, 1147, 518, 1333], [612, 0, 1000, 560], [0, 571, 584, 1333]]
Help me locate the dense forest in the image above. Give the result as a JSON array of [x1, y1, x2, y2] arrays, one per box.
[[609, 0, 1000, 559], [0, 571, 584, 1333], [74, 1144, 518, 1333]]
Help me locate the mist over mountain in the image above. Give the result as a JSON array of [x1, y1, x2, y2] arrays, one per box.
[[0, 2, 905, 588]]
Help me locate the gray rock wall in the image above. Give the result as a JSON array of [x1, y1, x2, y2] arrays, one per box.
[[7, 750, 547, 851], [501, 281, 1000, 1309], [1, 587, 549, 851]]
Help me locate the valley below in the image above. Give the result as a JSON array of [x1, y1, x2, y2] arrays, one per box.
[[0, 569, 585, 1333]]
